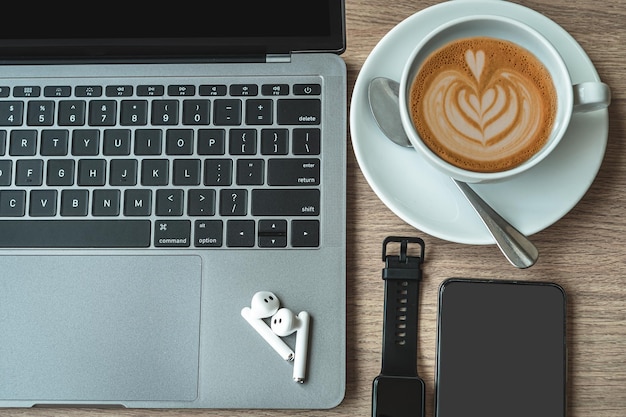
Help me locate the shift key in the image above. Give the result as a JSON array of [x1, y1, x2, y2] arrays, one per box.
[[252, 189, 319, 216]]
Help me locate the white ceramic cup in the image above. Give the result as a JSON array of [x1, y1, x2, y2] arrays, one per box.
[[399, 15, 611, 183]]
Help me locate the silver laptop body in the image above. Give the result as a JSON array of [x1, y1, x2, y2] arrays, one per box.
[[0, 1, 346, 409]]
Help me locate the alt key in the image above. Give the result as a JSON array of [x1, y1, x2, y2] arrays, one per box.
[[194, 220, 223, 247]]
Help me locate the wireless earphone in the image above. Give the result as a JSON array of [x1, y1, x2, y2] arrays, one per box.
[[271, 308, 311, 383], [241, 291, 295, 361]]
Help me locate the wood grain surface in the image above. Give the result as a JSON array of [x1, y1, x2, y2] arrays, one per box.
[[5, 1, 625, 416]]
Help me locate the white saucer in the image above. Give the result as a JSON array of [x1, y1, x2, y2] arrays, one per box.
[[350, 0, 609, 244]]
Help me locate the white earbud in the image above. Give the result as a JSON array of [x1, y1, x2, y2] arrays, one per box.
[[271, 308, 311, 383], [241, 291, 295, 361]]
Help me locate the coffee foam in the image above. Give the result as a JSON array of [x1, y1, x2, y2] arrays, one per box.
[[410, 37, 557, 173]]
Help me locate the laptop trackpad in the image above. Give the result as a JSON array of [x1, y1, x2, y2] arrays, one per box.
[[0, 255, 202, 403]]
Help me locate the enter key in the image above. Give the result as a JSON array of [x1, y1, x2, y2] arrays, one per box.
[[267, 158, 320, 186]]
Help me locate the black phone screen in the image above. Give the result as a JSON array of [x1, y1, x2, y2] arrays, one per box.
[[435, 278, 566, 417]]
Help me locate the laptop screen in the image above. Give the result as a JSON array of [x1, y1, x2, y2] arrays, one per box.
[[0, 0, 345, 59]]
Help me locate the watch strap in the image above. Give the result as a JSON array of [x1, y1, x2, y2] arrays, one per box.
[[380, 236, 425, 377]]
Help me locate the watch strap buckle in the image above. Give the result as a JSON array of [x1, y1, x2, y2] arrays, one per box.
[[382, 236, 425, 281]]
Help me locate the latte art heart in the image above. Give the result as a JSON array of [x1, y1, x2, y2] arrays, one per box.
[[410, 37, 557, 173], [465, 49, 485, 82], [430, 69, 542, 147]]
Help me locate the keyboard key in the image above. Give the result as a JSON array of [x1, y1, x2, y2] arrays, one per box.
[[262, 84, 289, 96], [277, 99, 321, 125], [120, 100, 148, 126], [10, 130, 37, 156], [258, 219, 287, 248], [220, 189, 247, 216], [60, 189, 89, 216], [106, 85, 133, 97], [0, 130, 5, 155], [267, 158, 320, 186], [293, 84, 321, 95], [13, 86, 40, 97], [182, 99, 210, 125], [204, 159, 232, 186], [229, 129, 256, 155], [0, 160, 11, 186], [92, 189, 121, 216], [291, 220, 320, 247], [292, 128, 321, 155], [199, 84, 227, 96], [0, 190, 26, 216], [154, 220, 191, 247], [168, 85, 196, 96], [15, 159, 44, 186], [197, 129, 226, 155], [194, 220, 222, 247], [258, 220, 287, 234], [27, 100, 55, 126], [77, 159, 106, 186], [166, 129, 194, 155], [141, 159, 169, 186], [124, 189, 152, 216], [261, 129, 289, 155], [89, 100, 117, 126], [0, 101, 24, 126], [44, 86, 72, 97], [71, 129, 99, 155], [152, 100, 179, 125], [75, 86, 103, 97], [103, 129, 132, 155], [135, 129, 163, 155], [237, 159, 264, 185], [0, 220, 151, 247], [58, 100, 86, 126], [251, 189, 319, 216], [226, 220, 255, 247], [71, 129, 100, 156], [246, 99, 273, 125], [46, 159, 75, 186], [213, 99, 242, 125], [188, 189, 216, 216], [137, 85, 164, 96], [156, 189, 184, 216], [40, 129, 70, 156], [29, 190, 58, 216], [230, 84, 258, 96], [110, 159, 138, 186], [173, 159, 201, 185]]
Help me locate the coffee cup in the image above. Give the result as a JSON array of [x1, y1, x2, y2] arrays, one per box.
[[398, 15, 611, 183]]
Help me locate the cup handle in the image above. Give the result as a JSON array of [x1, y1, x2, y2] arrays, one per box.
[[573, 81, 611, 113]]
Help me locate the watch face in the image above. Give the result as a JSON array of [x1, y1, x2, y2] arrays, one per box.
[[372, 375, 425, 417]]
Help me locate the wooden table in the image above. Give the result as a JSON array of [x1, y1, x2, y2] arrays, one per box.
[[7, 1, 625, 416]]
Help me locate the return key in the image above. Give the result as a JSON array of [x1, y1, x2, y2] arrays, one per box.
[[267, 158, 320, 186]]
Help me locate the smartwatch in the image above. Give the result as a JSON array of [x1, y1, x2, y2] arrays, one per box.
[[372, 236, 426, 417]]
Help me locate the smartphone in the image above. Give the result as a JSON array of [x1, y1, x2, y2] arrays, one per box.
[[435, 278, 566, 417]]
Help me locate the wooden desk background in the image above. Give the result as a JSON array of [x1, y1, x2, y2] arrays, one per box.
[[6, 1, 625, 416]]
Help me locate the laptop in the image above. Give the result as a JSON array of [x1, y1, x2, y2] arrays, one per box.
[[0, 0, 346, 409]]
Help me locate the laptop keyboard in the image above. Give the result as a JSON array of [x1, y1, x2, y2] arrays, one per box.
[[0, 78, 323, 249]]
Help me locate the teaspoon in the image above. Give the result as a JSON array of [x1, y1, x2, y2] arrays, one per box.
[[367, 76, 538, 268]]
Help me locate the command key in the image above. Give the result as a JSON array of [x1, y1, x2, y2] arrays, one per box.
[[154, 220, 191, 247]]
